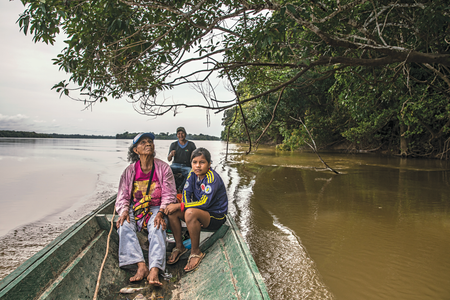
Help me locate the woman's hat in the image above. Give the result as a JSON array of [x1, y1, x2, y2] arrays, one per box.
[[133, 132, 155, 145]]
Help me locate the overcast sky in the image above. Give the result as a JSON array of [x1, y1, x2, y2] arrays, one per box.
[[0, 1, 231, 137]]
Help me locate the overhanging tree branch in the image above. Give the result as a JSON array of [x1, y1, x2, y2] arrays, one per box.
[[15, 0, 450, 120]]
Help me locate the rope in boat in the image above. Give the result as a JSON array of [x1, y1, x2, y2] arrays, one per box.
[[93, 208, 116, 300]]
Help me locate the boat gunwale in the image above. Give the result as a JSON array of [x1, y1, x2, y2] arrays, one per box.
[[0, 195, 271, 299], [227, 216, 271, 299]]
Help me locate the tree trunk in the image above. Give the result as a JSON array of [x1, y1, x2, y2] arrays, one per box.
[[400, 124, 408, 156]]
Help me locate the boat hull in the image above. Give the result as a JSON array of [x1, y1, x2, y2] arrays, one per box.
[[0, 196, 270, 299]]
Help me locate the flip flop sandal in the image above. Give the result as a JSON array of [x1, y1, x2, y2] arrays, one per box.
[[185, 253, 205, 273], [167, 247, 188, 265]]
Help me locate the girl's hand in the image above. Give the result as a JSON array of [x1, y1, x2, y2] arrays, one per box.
[[154, 211, 166, 230], [164, 203, 180, 215], [116, 210, 130, 228]]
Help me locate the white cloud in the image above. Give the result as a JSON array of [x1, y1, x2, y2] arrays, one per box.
[[0, 114, 29, 122], [0, 114, 31, 131]]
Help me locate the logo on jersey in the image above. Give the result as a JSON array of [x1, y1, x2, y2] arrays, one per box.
[[205, 185, 212, 194], [184, 181, 189, 189], [201, 183, 206, 191]]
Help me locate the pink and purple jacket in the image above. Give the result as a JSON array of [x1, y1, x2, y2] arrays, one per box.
[[115, 158, 177, 216]]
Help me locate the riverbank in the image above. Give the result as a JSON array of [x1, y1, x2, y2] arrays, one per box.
[[251, 138, 450, 160], [0, 130, 220, 140]]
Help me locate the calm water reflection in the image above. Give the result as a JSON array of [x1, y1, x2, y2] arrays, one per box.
[[227, 146, 450, 300]]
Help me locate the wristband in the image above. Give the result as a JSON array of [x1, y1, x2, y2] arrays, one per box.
[[180, 202, 185, 212], [157, 211, 166, 217]]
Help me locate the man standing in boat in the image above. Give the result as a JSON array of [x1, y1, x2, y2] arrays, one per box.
[[167, 127, 196, 192]]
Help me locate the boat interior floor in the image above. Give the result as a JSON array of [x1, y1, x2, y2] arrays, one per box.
[[97, 214, 223, 300], [0, 197, 269, 300]]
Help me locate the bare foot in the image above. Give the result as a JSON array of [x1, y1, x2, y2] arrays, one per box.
[[130, 262, 149, 282], [184, 252, 205, 272], [147, 267, 162, 286], [167, 246, 187, 264]]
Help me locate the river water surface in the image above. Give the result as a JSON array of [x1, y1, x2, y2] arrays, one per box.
[[0, 138, 449, 299]]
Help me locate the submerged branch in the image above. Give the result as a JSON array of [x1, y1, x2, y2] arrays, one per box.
[[290, 116, 340, 174]]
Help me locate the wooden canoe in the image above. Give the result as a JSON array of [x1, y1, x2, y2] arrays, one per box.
[[0, 195, 270, 299]]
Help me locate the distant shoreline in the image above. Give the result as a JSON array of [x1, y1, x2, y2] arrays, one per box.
[[0, 130, 221, 141]]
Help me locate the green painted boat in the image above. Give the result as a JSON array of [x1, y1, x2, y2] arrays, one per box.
[[0, 196, 270, 299]]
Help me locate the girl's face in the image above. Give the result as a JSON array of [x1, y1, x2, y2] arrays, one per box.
[[191, 154, 211, 178]]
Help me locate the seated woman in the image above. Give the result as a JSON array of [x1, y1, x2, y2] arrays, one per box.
[[164, 147, 228, 272], [115, 132, 177, 285]]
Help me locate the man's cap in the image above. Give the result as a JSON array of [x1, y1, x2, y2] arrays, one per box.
[[133, 132, 155, 145], [176, 127, 186, 134]]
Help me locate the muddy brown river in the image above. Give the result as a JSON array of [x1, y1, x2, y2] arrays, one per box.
[[0, 139, 449, 299], [224, 145, 450, 300]]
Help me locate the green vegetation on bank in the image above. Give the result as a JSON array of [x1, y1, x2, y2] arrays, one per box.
[[221, 60, 450, 159], [0, 130, 220, 140], [116, 132, 220, 140], [14, 0, 450, 159], [0, 131, 113, 139]]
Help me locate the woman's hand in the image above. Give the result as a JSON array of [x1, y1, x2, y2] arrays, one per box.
[[116, 210, 130, 228], [164, 203, 181, 215], [154, 211, 166, 230]]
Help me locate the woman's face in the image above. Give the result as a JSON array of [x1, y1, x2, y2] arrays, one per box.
[[133, 137, 154, 157], [191, 154, 211, 178]]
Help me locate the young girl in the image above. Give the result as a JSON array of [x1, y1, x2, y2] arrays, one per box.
[[164, 147, 228, 272]]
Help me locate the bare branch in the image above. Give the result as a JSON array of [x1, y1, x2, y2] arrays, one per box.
[[370, 0, 388, 46], [423, 63, 450, 90], [290, 116, 340, 174], [316, 0, 370, 23], [225, 107, 239, 161], [254, 86, 286, 148], [119, 0, 186, 15], [225, 69, 252, 154]]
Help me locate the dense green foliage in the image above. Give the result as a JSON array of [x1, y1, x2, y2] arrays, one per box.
[[15, 0, 450, 158], [0, 130, 220, 140], [222, 61, 450, 158]]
